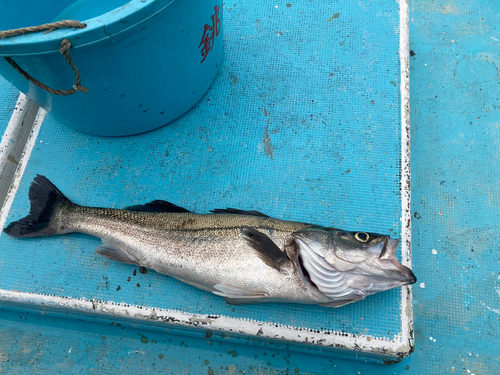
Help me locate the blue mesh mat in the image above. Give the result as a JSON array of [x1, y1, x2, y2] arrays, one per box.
[[0, 0, 403, 340], [0, 76, 19, 133]]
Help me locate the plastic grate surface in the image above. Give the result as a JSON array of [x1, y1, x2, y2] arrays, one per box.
[[409, 0, 500, 373], [0, 76, 20, 133], [0, 1, 404, 340]]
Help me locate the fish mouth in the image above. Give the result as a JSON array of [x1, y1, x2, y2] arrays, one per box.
[[366, 237, 399, 259], [385, 261, 417, 286], [343, 263, 417, 295], [376, 238, 417, 285], [379, 237, 399, 259], [361, 237, 416, 285]]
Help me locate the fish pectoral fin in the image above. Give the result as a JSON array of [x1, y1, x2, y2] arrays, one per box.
[[210, 208, 270, 218], [124, 200, 191, 213], [240, 226, 289, 270], [95, 241, 140, 266], [213, 283, 266, 299]]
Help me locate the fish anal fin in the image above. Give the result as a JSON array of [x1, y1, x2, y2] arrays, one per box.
[[95, 240, 140, 266], [210, 208, 270, 218], [240, 227, 289, 270], [125, 200, 190, 213]]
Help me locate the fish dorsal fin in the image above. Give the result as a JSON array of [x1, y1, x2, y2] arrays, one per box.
[[95, 240, 140, 266], [210, 208, 270, 218], [240, 227, 288, 270], [125, 200, 191, 213]]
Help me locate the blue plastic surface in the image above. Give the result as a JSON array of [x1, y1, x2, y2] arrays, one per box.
[[0, 307, 365, 375], [53, 0, 131, 22], [0, 76, 19, 134], [408, 0, 500, 373], [0, 0, 75, 31], [0, 0, 223, 136], [0, 0, 405, 347]]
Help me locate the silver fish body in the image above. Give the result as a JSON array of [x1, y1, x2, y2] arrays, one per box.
[[4, 176, 416, 308]]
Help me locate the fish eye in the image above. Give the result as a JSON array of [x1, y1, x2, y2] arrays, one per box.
[[354, 232, 370, 242]]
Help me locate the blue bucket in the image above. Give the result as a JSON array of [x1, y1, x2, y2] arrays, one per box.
[[0, 0, 223, 136]]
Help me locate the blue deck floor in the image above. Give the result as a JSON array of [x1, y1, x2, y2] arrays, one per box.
[[1, 0, 500, 374], [408, 0, 500, 373]]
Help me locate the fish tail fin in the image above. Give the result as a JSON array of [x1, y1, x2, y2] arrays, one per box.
[[3, 175, 74, 238]]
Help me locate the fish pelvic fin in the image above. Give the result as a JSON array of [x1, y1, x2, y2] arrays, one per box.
[[213, 283, 266, 301], [240, 226, 289, 270], [3, 175, 73, 238], [95, 240, 140, 266], [214, 282, 266, 305]]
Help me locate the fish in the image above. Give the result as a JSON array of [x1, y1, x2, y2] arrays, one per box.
[[3, 175, 416, 308]]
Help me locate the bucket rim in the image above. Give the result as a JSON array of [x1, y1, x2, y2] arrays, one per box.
[[0, 0, 179, 56]]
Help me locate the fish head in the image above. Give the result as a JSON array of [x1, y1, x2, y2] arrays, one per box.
[[291, 227, 416, 307]]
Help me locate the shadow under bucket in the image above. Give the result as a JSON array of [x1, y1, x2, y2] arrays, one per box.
[[0, 0, 223, 136]]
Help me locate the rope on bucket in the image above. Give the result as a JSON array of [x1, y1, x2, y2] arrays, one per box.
[[0, 21, 89, 95], [0, 20, 86, 39]]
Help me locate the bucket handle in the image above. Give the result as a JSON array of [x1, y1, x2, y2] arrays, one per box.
[[0, 21, 89, 95]]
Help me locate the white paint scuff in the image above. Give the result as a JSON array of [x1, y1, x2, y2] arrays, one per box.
[[480, 301, 500, 314]]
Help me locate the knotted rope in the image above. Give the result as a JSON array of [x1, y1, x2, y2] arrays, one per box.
[[0, 20, 86, 39], [0, 21, 89, 95]]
